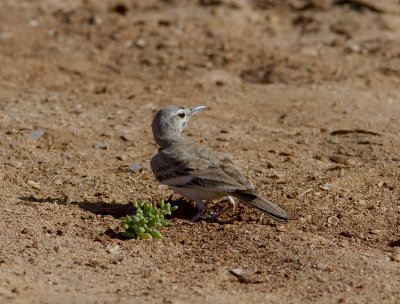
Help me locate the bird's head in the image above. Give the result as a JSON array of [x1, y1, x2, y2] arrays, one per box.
[[151, 105, 211, 147]]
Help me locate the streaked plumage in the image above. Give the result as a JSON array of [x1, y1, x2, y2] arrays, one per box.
[[150, 105, 295, 222]]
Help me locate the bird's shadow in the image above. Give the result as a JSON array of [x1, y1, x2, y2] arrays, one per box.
[[19, 195, 200, 240], [18, 195, 197, 220]]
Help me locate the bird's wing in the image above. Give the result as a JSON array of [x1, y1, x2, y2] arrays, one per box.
[[151, 141, 253, 192]]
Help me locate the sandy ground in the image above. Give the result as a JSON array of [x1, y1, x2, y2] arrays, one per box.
[[1, 0, 400, 303]]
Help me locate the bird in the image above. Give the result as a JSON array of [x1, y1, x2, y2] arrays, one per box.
[[150, 105, 295, 222]]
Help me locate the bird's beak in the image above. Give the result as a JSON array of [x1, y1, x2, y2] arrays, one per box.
[[188, 105, 211, 116]]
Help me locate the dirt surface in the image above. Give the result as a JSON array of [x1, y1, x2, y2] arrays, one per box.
[[1, 0, 400, 303]]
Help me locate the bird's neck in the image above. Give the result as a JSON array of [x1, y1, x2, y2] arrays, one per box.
[[154, 129, 183, 148]]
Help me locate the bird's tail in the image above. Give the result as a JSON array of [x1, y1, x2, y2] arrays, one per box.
[[233, 190, 295, 222]]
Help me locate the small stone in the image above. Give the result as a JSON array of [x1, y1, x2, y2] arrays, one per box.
[[117, 155, 128, 161], [0, 32, 12, 39], [135, 39, 146, 48], [330, 155, 355, 166], [30, 130, 44, 139], [254, 167, 264, 174], [5, 161, 22, 168], [277, 225, 286, 232], [120, 134, 134, 141], [356, 200, 367, 207], [266, 162, 275, 169], [93, 142, 108, 149], [128, 163, 142, 171], [328, 216, 340, 226], [329, 137, 339, 144], [270, 171, 285, 179], [27, 180, 41, 190], [100, 131, 113, 137], [315, 263, 327, 270], [317, 276, 328, 282], [29, 19, 39, 27], [391, 252, 400, 262], [349, 44, 360, 53], [107, 245, 120, 253], [320, 184, 330, 191], [230, 268, 243, 276]]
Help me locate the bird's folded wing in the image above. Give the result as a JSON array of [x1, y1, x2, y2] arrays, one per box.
[[151, 145, 253, 192]]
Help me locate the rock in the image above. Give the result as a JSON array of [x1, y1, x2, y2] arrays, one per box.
[[29, 19, 39, 27], [391, 252, 400, 262], [27, 180, 41, 190], [277, 225, 286, 232], [93, 142, 108, 149], [230, 268, 243, 276], [330, 155, 355, 166], [29, 130, 44, 139], [116, 155, 128, 161], [120, 134, 135, 141], [270, 171, 285, 179], [320, 184, 330, 191], [135, 39, 147, 48], [315, 263, 327, 270], [230, 268, 262, 284], [266, 162, 275, 169], [128, 164, 142, 171], [254, 167, 264, 174], [0, 32, 12, 40], [328, 216, 340, 226], [107, 245, 120, 253], [329, 137, 339, 144]]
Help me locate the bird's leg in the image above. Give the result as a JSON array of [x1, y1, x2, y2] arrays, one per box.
[[190, 199, 206, 222], [204, 196, 236, 222]]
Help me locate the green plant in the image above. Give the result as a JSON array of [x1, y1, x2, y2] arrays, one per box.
[[120, 200, 178, 240]]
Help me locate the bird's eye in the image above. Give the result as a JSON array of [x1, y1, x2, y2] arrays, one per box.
[[178, 113, 185, 118]]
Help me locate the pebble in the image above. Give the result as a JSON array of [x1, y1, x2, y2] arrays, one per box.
[[266, 162, 275, 169], [320, 184, 330, 191], [315, 263, 327, 270], [330, 155, 355, 166], [117, 155, 128, 161], [5, 161, 22, 168], [120, 134, 135, 141], [277, 225, 286, 232], [327, 216, 340, 226], [93, 142, 108, 149], [29, 19, 39, 27], [107, 245, 120, 253], [329, 137, 339, 144], [270, 171, 285, 179], [355, 200, 367, 207], [135, 38, 146, 48], [30, 130, 44, 139], [230, 268, 243, 276], [27, 180, 41, 190], [128, 163, 142, 171], [0, 32, 12, 39], [391, 253, 400, 262]]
